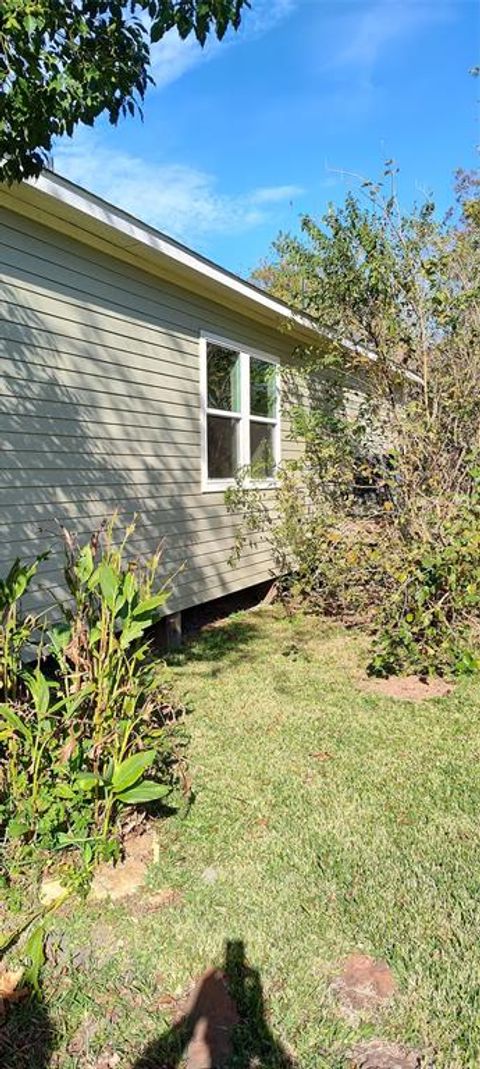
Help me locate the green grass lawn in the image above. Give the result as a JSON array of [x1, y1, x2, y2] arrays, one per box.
[[4, 607, 480, 1068]]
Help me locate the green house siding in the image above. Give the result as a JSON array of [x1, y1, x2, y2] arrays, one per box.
[[0, 200, 303, 613]]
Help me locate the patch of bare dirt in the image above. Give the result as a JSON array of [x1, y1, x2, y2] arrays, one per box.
[[89, 830, 156, 902], [332, 953, 396, 1015], [346, 1038, 422, 1068], [359, 674, 453, 702], [129, 888, 184, 916]]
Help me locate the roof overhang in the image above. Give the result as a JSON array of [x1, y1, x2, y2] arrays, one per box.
[[0, 170, 322, 345]]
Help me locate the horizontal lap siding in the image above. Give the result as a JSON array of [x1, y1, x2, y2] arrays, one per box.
[[0, 206, 294, 612]]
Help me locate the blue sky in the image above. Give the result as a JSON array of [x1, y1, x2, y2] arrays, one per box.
[[54, 0, 478, 278]]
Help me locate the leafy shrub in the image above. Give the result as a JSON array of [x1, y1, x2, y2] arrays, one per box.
[[227, 389, 395, 624], [238, 169, 480, 678], [369, 488, 480, 677], [0, 516, 187, 873], [228, 472, 387, 623], [0, 555, 47, 700]]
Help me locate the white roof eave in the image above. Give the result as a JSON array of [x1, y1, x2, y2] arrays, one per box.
[[1, 170, 422, 384], [11, 170, 320, 341]]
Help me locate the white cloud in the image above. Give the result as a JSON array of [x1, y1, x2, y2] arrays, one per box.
[[251, 185, 303, 205], [150, 0, 297, 90], [150, 29, 216, 88], [330, 0, 453, 72], [151, 33, 201, 88], [53, 135, 303, 243], [311, 0, 455, 123], [245, 0, 297, 36]]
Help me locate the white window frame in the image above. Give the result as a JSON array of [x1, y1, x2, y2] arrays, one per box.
[[200, 331, 281, 493]]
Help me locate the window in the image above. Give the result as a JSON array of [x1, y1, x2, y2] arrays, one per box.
[[201, 336, 279, 489], [249, 357, 277, 480], [205, 344, 241, 480]]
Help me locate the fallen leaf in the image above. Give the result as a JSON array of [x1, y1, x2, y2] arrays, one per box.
[[310, 751, 333, 761], [155, 993, 179, 1012], [59, 735, 77, 763], [0, 965, 29, 1022], [0, 967, 27, 1000]]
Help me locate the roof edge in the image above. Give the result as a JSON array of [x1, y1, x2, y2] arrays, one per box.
[[2, 170, 422, 385], [19, 170, 320, 339]]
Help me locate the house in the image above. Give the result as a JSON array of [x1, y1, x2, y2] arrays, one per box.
[[0, 170, 330, 626]]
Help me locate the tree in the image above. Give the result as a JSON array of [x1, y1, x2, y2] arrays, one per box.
[[232, 169, 480, 676], [0, 0, 248, 183]]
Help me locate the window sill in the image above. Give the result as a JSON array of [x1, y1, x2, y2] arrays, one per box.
[[202, 478, 278, 494]]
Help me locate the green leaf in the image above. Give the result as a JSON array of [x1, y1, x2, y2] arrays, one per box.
[[24, 669, 50, 716], [48, 624, 71, 653], [111, 750, 156, 793], [1, 554, 48, 608], [150, 18, 164, 43], [97, 562, 119, 610], [119, 621, 147, 648], [0, 703, 32, 742], [55, 832, 96, 848], [132, 592, 169, 618], [116, 780, 170, 804], [101, 758, 114, 785], [114, 591, 127, 615], [76, 772, 100, 792], [89, 623, 102, 644], [86, 565, 101, 591], [54, 783, 76, 800], [123, 571, 137, 603], [24, 925, 45, 995], [64, 684, 94, 715], [75, 544, 94, 583], [7, 817, 29, 839]]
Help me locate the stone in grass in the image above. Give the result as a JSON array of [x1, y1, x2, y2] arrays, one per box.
[[347, 1038, 422, 1069], [39, 877, 67, 907], [332, 953, 396, 1014], [201, 866, 219, 885]]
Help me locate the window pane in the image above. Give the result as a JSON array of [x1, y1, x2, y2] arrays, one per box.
[[250, 357, 276, 417], [207, 343, 240, 412], [207, 415, 238, 479], [250, 421, 276, 479]]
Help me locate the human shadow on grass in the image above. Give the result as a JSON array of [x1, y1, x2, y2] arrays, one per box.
[[0, 997, 54, 1069], [133, 939, 297, 1068]]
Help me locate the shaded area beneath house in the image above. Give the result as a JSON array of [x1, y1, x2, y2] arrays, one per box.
[[152, 579, 275, 651]]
